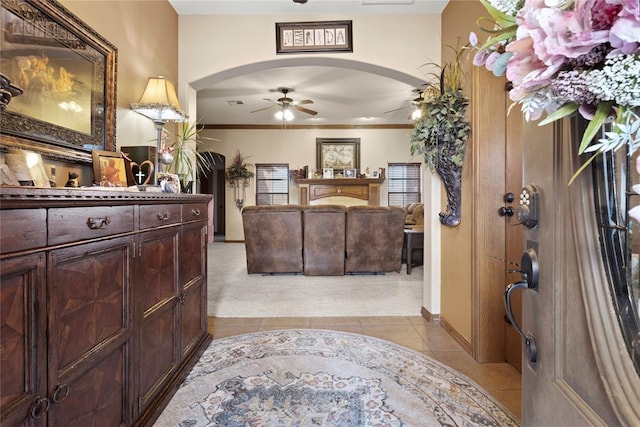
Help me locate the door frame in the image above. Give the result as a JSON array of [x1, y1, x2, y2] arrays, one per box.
[[471, 66, 511, 363]]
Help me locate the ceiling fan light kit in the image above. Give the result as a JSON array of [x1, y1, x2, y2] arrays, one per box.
[[275, 108, 295, 121], [250, 87, 318, 122]]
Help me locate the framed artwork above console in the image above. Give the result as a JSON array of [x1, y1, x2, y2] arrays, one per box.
[[0, 0, 117, 164], [316, 138, 360, 174]]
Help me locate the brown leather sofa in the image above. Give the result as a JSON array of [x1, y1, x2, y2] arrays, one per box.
[[345, 205, 405, 274], [241, 205, 303, 274], [242, 204, 404, 275]]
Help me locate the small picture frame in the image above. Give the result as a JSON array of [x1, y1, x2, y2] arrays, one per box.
[[323, 168, 334, 179], [4, 149, 50, 187], [344, 168, 357, 178], [92, 150, 128, 187], [372, 170, 379, 178]]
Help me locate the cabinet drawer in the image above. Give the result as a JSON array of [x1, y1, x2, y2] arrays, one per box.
[[139, 204, 181, 229], [182, 202, 208, 223], [1, 209, 47, 253], [49, 206, 134, 245]]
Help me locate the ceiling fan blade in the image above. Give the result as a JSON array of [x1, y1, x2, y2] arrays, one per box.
[[384, 105, 409, 114], [295, 105, 318, 116], [250, 105, 276, 113], [295, 99, 314, 105]]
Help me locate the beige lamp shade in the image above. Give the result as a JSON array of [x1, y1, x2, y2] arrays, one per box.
[[130, 76, 185, 122]]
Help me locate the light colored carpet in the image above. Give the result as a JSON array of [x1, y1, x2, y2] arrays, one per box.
[[207, 242, 423, 318], [155, 329, 519, 426]]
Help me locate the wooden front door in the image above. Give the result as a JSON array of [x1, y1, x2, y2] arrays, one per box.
[[518, 118, 621, 424]]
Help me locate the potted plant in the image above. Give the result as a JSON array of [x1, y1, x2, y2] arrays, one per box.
[[410, 44, 471, 227], [164, 121, 218, 191], [225, 150, 254, 209]]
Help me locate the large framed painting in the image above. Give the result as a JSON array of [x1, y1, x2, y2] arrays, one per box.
[[0, 0, 117, 164], [316, 138, 360, 174]]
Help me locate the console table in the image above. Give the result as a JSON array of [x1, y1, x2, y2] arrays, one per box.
[[296, 178, 385, 206], [0, 188, 212, 426]]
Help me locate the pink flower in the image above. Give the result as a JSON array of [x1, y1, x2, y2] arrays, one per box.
[[609, 0, 640, 52]]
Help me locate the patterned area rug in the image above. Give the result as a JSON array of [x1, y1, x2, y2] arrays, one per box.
[[155, 330, 520, 426]]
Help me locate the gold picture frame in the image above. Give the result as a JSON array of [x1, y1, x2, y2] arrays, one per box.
[[0, 0, 117, 164], [92, 150, 128, 187]]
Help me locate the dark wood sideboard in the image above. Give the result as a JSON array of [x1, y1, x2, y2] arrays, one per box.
[[0, 188, 212, 426], [296, 178, 385, 205]]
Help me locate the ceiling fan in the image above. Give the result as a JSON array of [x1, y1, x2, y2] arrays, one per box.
[[384, 88, 425, 119], [250, 87, 318, 120]]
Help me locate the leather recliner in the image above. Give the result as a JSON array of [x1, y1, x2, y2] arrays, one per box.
[[302, 205, 346, 275], [242, 205, 303, 274], [345, 205, 405, 274]]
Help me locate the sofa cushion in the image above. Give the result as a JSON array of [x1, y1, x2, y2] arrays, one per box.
[[302, 205, 346, 276], [345, 206, 405, 273], [242, 205, 303, 274]]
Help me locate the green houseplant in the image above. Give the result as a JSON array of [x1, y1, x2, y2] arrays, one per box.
[[410, 45, 471, 227], [164, 121, 218, 190]]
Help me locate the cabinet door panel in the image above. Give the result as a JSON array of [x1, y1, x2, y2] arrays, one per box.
[[48, 237, 131, 373], [136, 227, 179, 413], [138, 228, 178, 311], [0, 254, 46, 426], [138, 301, 178, 409], [48, 343, 128, 427], [180, 223, 206, 286], [180, 278, 206, 357]]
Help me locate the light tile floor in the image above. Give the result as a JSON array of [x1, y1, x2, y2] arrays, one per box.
[[208, 315, 522, 420]]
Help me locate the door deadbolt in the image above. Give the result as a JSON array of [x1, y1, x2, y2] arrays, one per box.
[[516, 185, 540, 229]]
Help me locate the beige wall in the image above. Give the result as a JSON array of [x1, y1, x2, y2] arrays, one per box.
[[200, 127, 416, 240], [439, 0, 488, 343], [177, 12, 442, 239], [60, 0, 180, 156], [177, 14, 441, 92]]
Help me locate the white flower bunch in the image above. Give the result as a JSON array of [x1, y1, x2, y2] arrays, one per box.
[[588, 55, 640, 107]]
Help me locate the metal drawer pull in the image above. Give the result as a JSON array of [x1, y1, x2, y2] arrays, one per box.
[[86, 216, 111, 229], [157, 212, 170, 220], [30, 396, 50, 419], [191, 208, 201, 216], [52, 384, 69, 404]]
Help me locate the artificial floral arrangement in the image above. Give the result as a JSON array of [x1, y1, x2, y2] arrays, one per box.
[[410, 44, 471, 171], [225, 150, 255, 181], [471, 0, 639, 179], [410, 45, 471, 226]]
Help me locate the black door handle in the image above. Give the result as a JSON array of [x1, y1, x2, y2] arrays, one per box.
[[503, 248, 539, 363]]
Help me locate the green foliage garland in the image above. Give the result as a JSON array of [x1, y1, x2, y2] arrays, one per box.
[[410, 45, 471, 171]]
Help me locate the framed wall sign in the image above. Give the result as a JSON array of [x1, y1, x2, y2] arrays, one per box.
[[316, 138, 360, 174], [0, 0, 117, 164], [276, 20, 352, 54]]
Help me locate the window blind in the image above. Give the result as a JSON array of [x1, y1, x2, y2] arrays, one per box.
[[387, 163, 421, 206], [255, 163, 289, 205]]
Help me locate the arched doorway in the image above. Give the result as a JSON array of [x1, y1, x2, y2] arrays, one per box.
[[199, 151, 225, 240]]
